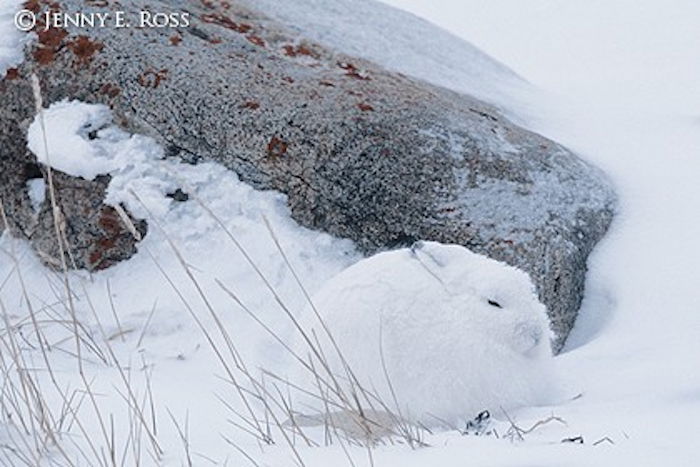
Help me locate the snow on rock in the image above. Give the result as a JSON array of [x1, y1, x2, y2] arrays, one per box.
[[0, 1, 26, 77], [291, 241, 558, 425], [25, 177, 45, 212], [243, 0, 526, 106], [23, 99, 360, 324], [27, 99, 190, 216], [26, 101, 231, 221], [27, 101, 125, 180]]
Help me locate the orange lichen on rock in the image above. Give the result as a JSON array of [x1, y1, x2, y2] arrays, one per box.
[[5, 68, 20, 80], [201, 13, 252, 34], [338, 62, 371, 80], [23, 0, 41, 13], [33, 27, 69, 65], [246, 35, 266, 47], [267, 137, 288, 159], [282, 44, 319, 59], [241, 101, 260, 110], [98, 207, 122, 233], [201, 0, 231, 10], [68, 36, 104, 66], [100, 83, 121, 98], [137, 69, 169, 89]]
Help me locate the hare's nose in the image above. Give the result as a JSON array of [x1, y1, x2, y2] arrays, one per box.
[[514, 323, 543, 355]]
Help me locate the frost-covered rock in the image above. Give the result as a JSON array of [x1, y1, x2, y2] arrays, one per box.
[[241, 0, 523, 105], [290, 241, 557, 425], [0, 0, 615, 349], [19, 101, 163, 269]]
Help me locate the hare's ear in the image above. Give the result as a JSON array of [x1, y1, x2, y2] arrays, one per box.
[[409, 241, 425, 255], [410, 241, 446, 268]]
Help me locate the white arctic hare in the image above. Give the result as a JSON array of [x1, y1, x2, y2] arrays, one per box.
[[291, 241, 557, 426]]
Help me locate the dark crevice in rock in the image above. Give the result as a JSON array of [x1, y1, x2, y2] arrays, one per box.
[[167, 189, 190, 202]]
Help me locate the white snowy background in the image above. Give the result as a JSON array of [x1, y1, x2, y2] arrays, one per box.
[[382, 1, 700, 465], [1, 0, 700, 465]]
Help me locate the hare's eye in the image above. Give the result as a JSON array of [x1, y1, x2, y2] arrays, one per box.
[[487, 299, 502, 309]]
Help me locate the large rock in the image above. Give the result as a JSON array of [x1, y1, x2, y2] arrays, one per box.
[[0, 0, 615, 350]]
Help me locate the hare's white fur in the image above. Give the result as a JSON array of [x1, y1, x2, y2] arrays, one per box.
[[292, 241, 557, 425]]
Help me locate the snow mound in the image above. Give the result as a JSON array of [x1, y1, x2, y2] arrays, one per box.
[[0, 1, 26, 77], [28, 100, 209, 220], [28, 102, 126, 180], [292, 241, 558, 425], [243, 0, 525, 105], [22, 100, 360, 362]]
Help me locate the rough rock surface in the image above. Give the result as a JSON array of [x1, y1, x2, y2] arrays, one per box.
[[0, 0, 615, 350]]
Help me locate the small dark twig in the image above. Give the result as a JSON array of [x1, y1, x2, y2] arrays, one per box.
[[593, 437, 615, 446], [561, 436, 585, 444]]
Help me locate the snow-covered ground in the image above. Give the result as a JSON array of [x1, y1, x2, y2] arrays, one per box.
[[381, 0, 700, 465], [1, 0, 699, 465]]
